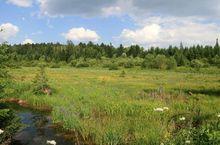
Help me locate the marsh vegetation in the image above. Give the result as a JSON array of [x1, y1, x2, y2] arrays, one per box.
[[0, 42, 220, 144]]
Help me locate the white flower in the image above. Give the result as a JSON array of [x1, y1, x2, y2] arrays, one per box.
[[179, 117, 186, 121], [163, 107, 169, 110], [217, 114, 220, 118], [0, 129, 4, 135], [154, 108, 164, 112], [185, 140, 191, 144], [47, 140, 56, 145]]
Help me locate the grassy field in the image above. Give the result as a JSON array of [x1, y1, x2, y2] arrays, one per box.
[[9, 67, 220, 144]]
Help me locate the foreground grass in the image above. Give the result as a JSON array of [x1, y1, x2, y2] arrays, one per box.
[[10, 67, 220, 144]]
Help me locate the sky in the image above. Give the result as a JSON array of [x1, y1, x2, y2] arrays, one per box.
[[0, 0, 220, 48]]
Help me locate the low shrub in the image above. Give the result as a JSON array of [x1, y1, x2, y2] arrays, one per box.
[[70, 60, 77, 67], [32, 66, 52, 95], [50, 63, 60, 68], [0, 106, 21, 144], [108, 63, 119, 70], [76, 61, 89, 68]]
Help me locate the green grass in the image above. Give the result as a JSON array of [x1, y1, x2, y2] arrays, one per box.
[[9, 67, 220, 144]]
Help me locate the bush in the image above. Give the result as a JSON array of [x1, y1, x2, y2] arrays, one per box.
[[50, 63, 60, 68], [108, 63, 119, 70], [32, 66, 51, 95], [141, 54, 155, 69], [153, 55, 167, 69], [70, 60, 77, 67], [75, 61, 89, 68], [0, 107, 21, 144], [212, 56, 220, 68], [123, 60, 134, 68], [191, 59, 204, 70], [87, 59, 98, 66], [167, 57, 177, 70]]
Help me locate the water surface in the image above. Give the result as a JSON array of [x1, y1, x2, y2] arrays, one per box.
[[6, 103, 74, 145]]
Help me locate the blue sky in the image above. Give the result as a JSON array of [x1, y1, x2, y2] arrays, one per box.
[[1, 0, 220, 48]]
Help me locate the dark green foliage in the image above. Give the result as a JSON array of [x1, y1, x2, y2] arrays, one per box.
[[32, 66, 51, 95], [0, 107, 21, 143], [141, 54, 155, 69], [70, 60, 77, 67], [153, 55, 168, 69], [191, 59, 205, 71], [2, 39, 220, 68], [75, 61, 89, 68], [50, 62, 61, 68], [167, 57, 177, 70], [108, 63, 119, 70], [0, 44, 10, 98]]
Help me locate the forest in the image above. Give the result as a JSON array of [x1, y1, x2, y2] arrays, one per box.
[[2, 40, 220, 70]]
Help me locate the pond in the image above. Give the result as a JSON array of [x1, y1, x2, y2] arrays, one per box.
[[5, 103, 75, 145]]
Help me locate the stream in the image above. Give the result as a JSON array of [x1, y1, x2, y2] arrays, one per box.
[[5, 103, 75, 145]]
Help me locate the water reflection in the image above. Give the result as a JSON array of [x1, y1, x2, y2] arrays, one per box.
[[6, 104, 74, 145]]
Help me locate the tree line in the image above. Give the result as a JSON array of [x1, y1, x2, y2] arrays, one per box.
[[1, 39, 220, 69]]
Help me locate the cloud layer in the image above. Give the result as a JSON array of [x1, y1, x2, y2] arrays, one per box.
[[7, 0, 33, 7], [62, 27, 100, 42], [4, 0, 220, 47], [0, 23, 19, 43], [120, 17, 220, 47], [38, 0, 220, 18]]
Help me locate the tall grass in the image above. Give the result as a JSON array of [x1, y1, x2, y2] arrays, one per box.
[[9, 67, 220, 144]]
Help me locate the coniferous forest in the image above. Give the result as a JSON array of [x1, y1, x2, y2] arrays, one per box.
[[2, 40, 220, 69]]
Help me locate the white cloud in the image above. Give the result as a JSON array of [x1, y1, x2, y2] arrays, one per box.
[[62, 27, 100, 42], [0, 23, 19, 43], [120, 24, 161, 44], [22, 38, 34, 44], [7, 0, 33, 7], [120, 18, 220, 47]]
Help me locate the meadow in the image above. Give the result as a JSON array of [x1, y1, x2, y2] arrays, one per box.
[[9, 66, 220, 144]]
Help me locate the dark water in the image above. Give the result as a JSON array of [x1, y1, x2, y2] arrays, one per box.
[[6, 104, 75, 145]]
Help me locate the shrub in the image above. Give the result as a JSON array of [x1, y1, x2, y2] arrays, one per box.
[[123, 60, 134, 68], [0, 107, 21, 144], [141, 54, 155, 69], [212, 56, 220, 68], [153, 55, 168, 69], [191, 59, 204, 70], [87, 59, 98, 66], [70, 60, 77, 67], [108, 63, 119, 70], [32, 66, 51, 95], [167, 57, 177, 70], [76, 61, 89, 68], [50, 63, 60, 68]]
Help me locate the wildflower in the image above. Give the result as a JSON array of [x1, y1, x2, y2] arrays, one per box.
[[179, 117, 186, 121], [217, 114, 220, 118], [154, 108, 164, 112], [185, 140, 190, 144], [163, 107, 169, 110], [0, 129, 4, 134], [47, 140, 56, 145]]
